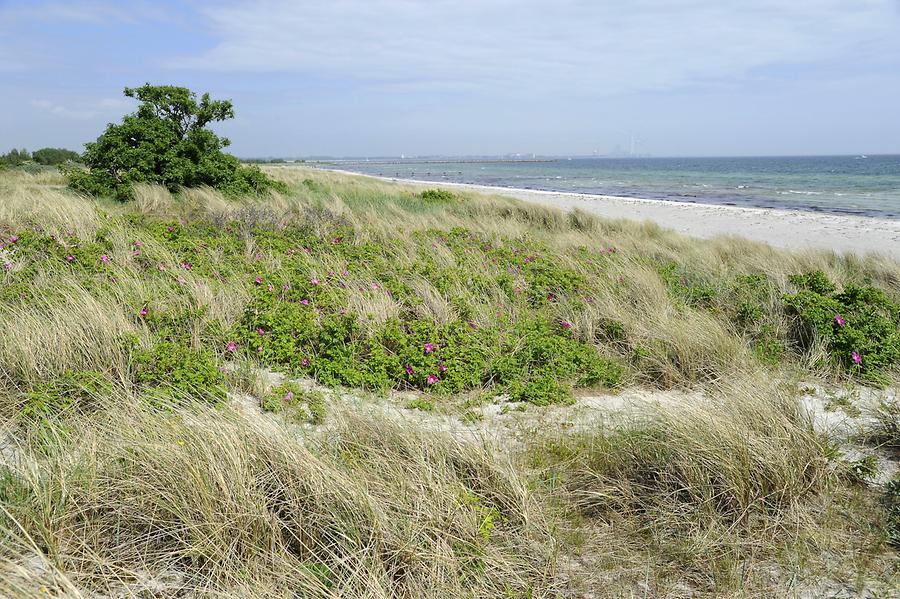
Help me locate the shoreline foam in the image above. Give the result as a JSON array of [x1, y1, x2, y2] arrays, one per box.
[[322, 168, 900, 260]]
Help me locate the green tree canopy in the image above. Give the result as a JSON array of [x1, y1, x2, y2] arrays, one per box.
[[0, 148, 31, 167], [32, 147, 82, 165], [68, 84, 285, 200]]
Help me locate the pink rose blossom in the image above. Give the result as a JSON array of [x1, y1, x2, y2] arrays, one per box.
[[65, 255, 74, 262], [100, 255, 110, 263], [226, 341, 237, 353], [439, 363, 448, 373], [424, 343, 435, 354], [834, 314, 845, 326], [426, 374, 439, 385], [254, 276, 263, 285], [851, 351, 862, 364]]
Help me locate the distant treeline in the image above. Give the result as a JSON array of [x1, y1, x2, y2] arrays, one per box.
[[242, 158, 306, 164], [0, 147, 82, 167]]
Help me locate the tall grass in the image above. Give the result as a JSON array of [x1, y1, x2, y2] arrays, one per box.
[[1, 166, 898, 596]]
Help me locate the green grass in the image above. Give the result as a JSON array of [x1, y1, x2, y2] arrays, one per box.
[[1, 166, 899, 596]]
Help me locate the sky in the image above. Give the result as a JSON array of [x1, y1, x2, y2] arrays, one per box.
[[2, 0, 900, 158]]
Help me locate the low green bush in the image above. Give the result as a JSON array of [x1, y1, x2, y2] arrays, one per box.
[[785, 271, 900, 383], [261, 382, 326, 424], [132, 340, 226, 403]]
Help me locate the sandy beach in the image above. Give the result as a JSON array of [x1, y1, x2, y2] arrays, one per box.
[[323, 169, 900, 260]]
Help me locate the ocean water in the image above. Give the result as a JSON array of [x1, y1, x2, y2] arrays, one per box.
[[324, 155, 900, 219]]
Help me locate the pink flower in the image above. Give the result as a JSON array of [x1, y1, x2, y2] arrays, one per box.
[[267, 283, 274, 292], [226, 341, 237, 353], [301, 357, 310, 366], [132, 249, 140, 256], [132, 240, 142, 247], [405, 364, 415, 376], [300, 299, 309, 305], [166, 226, 174, 233], [283, 391, 294, 402], [282, 283, 290, 290], [424, 343, 435, 354], [254, 276, 263, 285], [834, 314, 846, 326], [158, 264, 166, 271], [100, 255, 110, 263], [342, 270, 349, 277], [439, 363, 448, 373], [257, 346, 264, 353], [561, 320, 572, 329], [310, 277, 320, 285], [139, 307, 148, 317], [514, 287, 522, 294], [851, 351, 862, 365], [426, 374, 439, 385], [9, 235, 19, 244], [65, 255, 74, 262], [181, 262, 192, 270], [3, 262, 12, 270], [370, 282, 380, 290], [256, 328, 267, 336]]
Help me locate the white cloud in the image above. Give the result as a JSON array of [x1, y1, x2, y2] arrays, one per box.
[[31, 97, 134, 120], [175, 0, 900, 96]]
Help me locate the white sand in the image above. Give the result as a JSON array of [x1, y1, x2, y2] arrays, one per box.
[[327, 169, 900, 260]]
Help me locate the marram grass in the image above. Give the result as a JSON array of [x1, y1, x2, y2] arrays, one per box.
[[0, 166, 899, 596]]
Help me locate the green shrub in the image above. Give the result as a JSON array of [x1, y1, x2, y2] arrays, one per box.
[[419, 188, 456, 203], [68, 84, 286, 200], [261, 382, 327, 424], [785, 272, 900, 383], [20, 370, 110, 420], [132, 340, 226, 403]]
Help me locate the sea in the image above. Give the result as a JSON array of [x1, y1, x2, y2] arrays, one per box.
[[321, 155, 900, 219]]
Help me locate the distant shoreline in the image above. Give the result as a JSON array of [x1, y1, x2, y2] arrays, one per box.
[[315, 167, 900, 260]]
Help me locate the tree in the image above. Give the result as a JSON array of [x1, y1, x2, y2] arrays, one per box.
[[32, 147, 81, 165], [0, 148, 31, 167], [68, 84, 285, 200]]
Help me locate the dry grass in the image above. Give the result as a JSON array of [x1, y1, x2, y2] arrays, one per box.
[[1, 166, 899, 596]]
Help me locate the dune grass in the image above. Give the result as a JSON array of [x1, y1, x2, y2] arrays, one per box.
[[1, 166, 899, 596]]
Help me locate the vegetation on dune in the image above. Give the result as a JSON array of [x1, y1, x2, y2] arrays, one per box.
[[0, 147, 81, 170], [67, 84, 285, 200], [1, 166, 899, 596]]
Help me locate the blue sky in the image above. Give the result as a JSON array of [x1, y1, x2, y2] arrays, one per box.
[[2, 0, 900, 157]]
